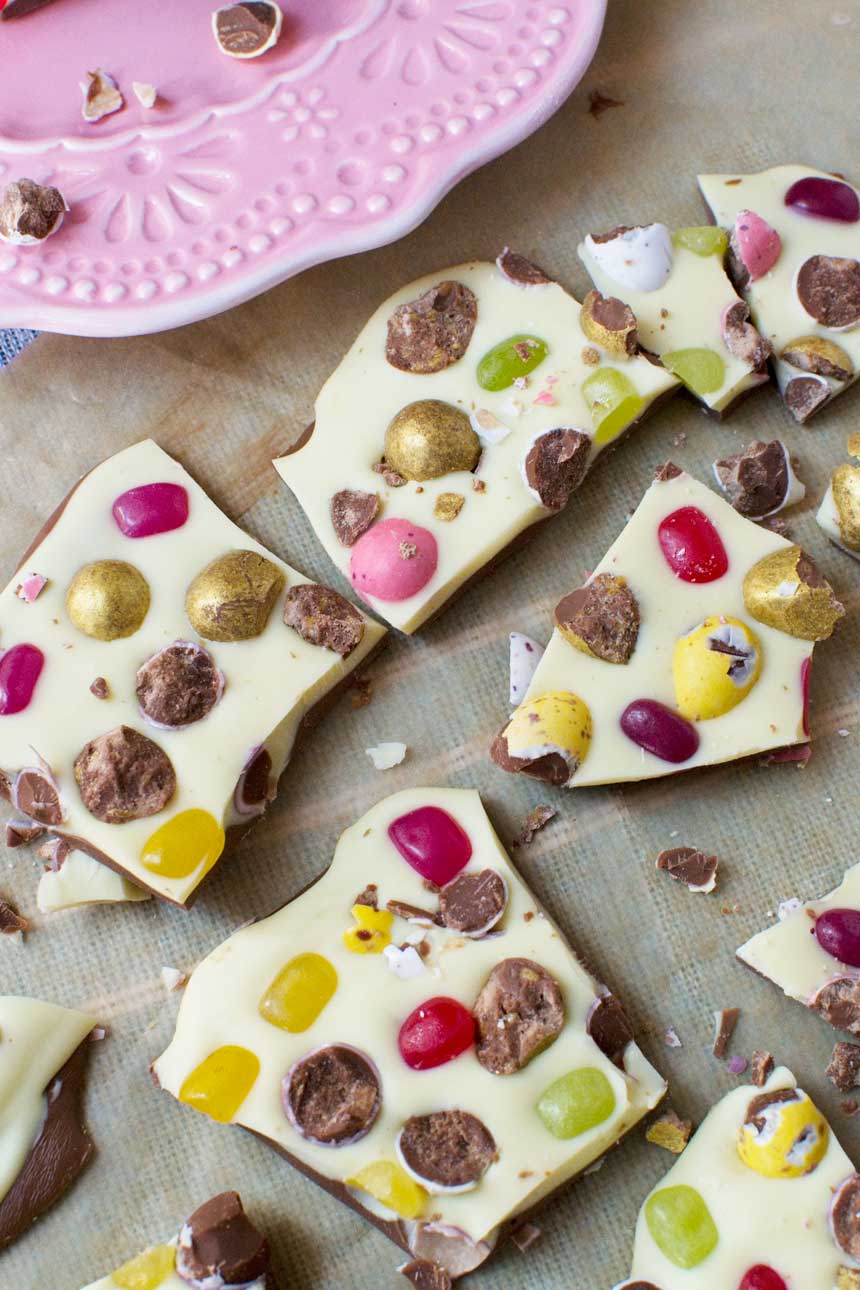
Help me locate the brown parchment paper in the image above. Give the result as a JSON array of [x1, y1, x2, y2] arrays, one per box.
[[3, 1, 860, 1284]]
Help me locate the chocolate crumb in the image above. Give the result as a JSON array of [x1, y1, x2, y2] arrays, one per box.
[[581, 346, 601, 365], [588, 90, 624, 118], [89, 677, 110, 700], [5, 819, 45, 848], [842, 1100, 860, 1118], [827, 1041, 860, 1093], [399, 541, 418, 560], [511, 803, 557, 847], [399, 1259, 452, 1290], [350, 675, 373, 709], [509, 1222, 542, 1253], [646, 1109, 691, 1154], [372, 461, 407, 488], [712, 1007, 740, 1058], [750, 1050, 774, 1086], [0, 896, 27, 937], [354, 884, 378, 909], [654, 460, 683, 482], [656, 846, 718, 894]]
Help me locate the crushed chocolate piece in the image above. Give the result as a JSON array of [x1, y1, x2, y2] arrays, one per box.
[[433, 492, 465, 522], [5, 818, 45, 848], [496, 247, 552, 286], [580, 289, 638, 358], [0, 179, 65, 245], [13, 767, 63, 826], [555, 572, 639, 665], [74, 725, 176, 824], [646, 1109, 692, 1154], [176, 1191, 269, 1287], [0, 896, 27, 937], [283, 1045, 380, 1145], [508, 1222, 542, 1253], [827, 1041, 860, 1093], [784, 374, 830, 423], [399, 1259, 453, 1290], [474, 958, 564, 1075], [490, 727, 571, 787], [712, 1006, 740, 1058], [654, 460, 683, 481], [811, 977, 860, 1034], [136, 641, 224, 729], [714, 439, 793, 519], [398, 1110, 495, 1189], [524, 427, 590, 510], [82, 69, 124, 123], [372, 461, 407, 488], [212, 1, 282, 58], [89, 676, 110, 700], [386, 898, 440, 926], [831, 1174, 860, 1261], [796, 254, 860, 329], [350, 674, 373, 709], [656, 846, 718, 894], [750, 1050, 774, 1086], [283, 583, 365, 657], [386, 280, 477, 374], [587, 994, 634, 1068], [439, 869, 507, 936], [473, 477, 486, 492], [588, 90, 624, 118], [782, 335, 853, 382], [330, 489, 379, 547], [354, 884, 378, 909], [511, 803, 556, 847], [720, 300, 771, 367]]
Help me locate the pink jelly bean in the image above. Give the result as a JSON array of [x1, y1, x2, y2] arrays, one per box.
[[815, 909, 860, 967], [398, 997, 476, 1070], [785, 176, 860, 223], [349, 518, 437, 603], [657, 506, 728, 583], [0, 643, 44, 716], [620, 699, 699, 763], [733, 210, 782, 281], [388, 806, 472, 886], [112, 482, 189, 538], [739, 1268, 788, 1290], [801, 657, 811, 736]]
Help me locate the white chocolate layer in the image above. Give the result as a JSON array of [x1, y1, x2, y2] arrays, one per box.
[[0, 995, 94, 1205], [509, 469, 811, 786], [154, 787, 665, 1250], [37, 849, 151, 913], [626, 1067, 856, 1286], [274, 260, 678, 634], [0, 440, 385, 905]]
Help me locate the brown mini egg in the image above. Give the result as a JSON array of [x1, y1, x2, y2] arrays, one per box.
[[832, 463, 860, 551], [186, 549, 285, 642], [66, 560, 150, 641], [383, 399, 480, 482], [742, 545, 844, 641]]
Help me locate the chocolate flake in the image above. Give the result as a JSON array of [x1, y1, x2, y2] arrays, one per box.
[[654, 460, 683, 482], [136, 641, 223, 729], [398, 1110, 495, 1189], [511, 803, 556, 847], [656, 846, 719, 894], [524, 427, 590, 510], [354, 884, 378, 909], [330, 489, 379, 547], [176, 1191, 270, 1287], [386, 898, 440, 926], [0, 896, 27, 937], [386, 280, 477, 374], [283, 1045, 381, 1146], [372, 461, 407, 488], [587, 994, 634, 1068], [750, 1050, 774, 1086], [496, 247, 552, 287], [283, 583, 365, 657], [5, 818, 45, 848], [74, 725, 176, 824], [433, 492, 465, 523], [439, 869, 507, 936], [555, 572, 639, 665], [399, 1260, 453, 1290], [714, 439, 793, 519], [827, 1041, 860, 1093], [509, 1222, 542, 1254], [645, 1109, 692, 1154], [0, 179, 65, 244], [474, 958, 564, 1075], [712, 1006, 740, 1058]]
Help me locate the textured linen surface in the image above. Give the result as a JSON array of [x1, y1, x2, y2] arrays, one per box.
[[2, 1, 860, 1286]]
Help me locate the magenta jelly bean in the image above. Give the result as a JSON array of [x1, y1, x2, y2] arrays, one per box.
[[658, 507, 728, 583], [785, 176, 860, 224], [739, 1268, 788, 1290], [620, 699, 699, 764], [815, 909, 860, 967], [732, 209, 782, 281], [112, 482, 189, 538], [0, 643, 44, 716], [398, 996, 476, 1070], [388, 805, 472, 886], [349, 518, 437, 603], [801, 657, 811, 737]]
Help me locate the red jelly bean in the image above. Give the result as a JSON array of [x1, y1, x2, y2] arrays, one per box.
[[620, 699, 699, 764], [112, 483, 189, 538], [658, 507, 728, 583], [388, 806, 472, 886], [398, 996, 476, 1071], [739, 1266, 788, 1290], [815, 909, 860, 967], [801, 657, 811, 737], [0, 643, 44, 716], [785, 176, 860, 224]]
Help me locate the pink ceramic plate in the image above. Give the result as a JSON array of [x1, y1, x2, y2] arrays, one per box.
[[0, 0, 606, 337]]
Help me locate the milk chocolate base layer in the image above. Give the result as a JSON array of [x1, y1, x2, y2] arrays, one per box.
[[0, 1037, 94, 1252]]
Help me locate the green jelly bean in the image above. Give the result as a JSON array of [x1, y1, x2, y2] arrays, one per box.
[[476, 334, 549, 391], [536, 1067, 616, 1139], [645, 1185, 719, 1269], [672, 226, 728, 258], [581, 368, 644, 445], [662, 347, 726, 396]]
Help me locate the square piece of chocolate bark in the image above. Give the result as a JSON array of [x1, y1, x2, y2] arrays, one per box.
[[0, 439, 385, 906], [154, 787, 666, 1280]]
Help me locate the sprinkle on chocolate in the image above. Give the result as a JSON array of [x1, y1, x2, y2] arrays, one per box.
[[750, 1050, 774, 1086], [439, 869, 507, 936], [283, 1045, 381, 1146], [796, 254, 860, 329], [399, 541, 418, 560], [511, 803, 557, 848], [330, 488, 379, 547], [0, 896, 27, 938], [496, 247, 552, 287], [587, 90, 624, 118], [837, 1266, 860, 1289], [656, 845, 718, 893], [827, 1041, 860, 1093], [136, 641, 224, 729], [398, 1110, 496, 1189], [712, 1007, 740, 1058], [74, 725, 176, 824], [645, 1109, 692, 1155], [386, 280, 477, 374], [580, 289, 638, 358]]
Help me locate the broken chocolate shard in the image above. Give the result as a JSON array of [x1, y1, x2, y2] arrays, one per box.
[[587, 90, 624, 118], [711, 1006, 740, 1058], [283, 583, 366, 657], [654, 460, 683, 481], [398, 1110, 495, 1190], [720, 300, 771, 368], [713, 439, 793, 519], [330, 489, 379, 547], [176, 1190, 270, 1287], [586, 994, 634, 1068], [827, 1041, 860, 1093], [400, 1258, 453, 1289], [496, 247, 552, 287], [523, 428, 591, 510], [89, 676, 110, 700], [656, 845, 718, 893], [5, 818, 45, 848], [386, 280, 477, 374], [750, 1049, 774, 1086], [511, 803, 556, 847], [474, 957, 564, 1075], [555, 572, 639, 665], [13, 766, 63, 826], [386, 898, 440, 926], [0, 896, 27, 936]]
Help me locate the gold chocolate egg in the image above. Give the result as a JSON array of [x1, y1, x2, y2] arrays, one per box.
[[832, 463, 860, 551], [579, 289, 638, 360], [383, 399, 480, 482], [742, 545, 844, 641], [780, 335, 853, 382], [186, 549, 285, 642], [66, 560, 150, 641]]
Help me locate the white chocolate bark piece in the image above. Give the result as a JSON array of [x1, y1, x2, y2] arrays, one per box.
[[0, 440, 385, 907], [154, 787, 665, 1276], [699, 164, 860, 423], [0, 996, 94, 1207], [492, 467, 842, 788], [623, 1067, 859, 1286], [274, 259, 679, 634], [37, 848, 151, 913], [579, 224, 769, 413]]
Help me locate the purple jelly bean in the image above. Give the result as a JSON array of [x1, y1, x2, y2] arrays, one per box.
[[815, 909, 860, 967], [0, 643, 44, 716], [785, 176, 860, 224], [112, 483, 189, 538], [388, 806, 473, 887], [620, 699, 699, 764]]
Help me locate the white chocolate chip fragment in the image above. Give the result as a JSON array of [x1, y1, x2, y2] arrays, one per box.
[[160, 966, 188, 992], [470, 409, 511, 445], [132, 81, 158, 109], [81, 69, 124, 123], [382, 944, 426, 980], [365, 741, 407, 770]]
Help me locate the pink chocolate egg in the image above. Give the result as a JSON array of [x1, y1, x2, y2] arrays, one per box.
[[732, 210, 781, 282], [350, 518, 437, 603]]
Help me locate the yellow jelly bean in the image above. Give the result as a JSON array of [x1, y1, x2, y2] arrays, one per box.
[[259, 952, 338, 1032], [111, 1243, 176, 1290], [346, 1161, 427, 1219], [673, 616, 761, 721], [343, 903, 393, 954], [141, 809, 225, 879], [737, 1090, 829, 1179], [179, 1045, 260, 1123]]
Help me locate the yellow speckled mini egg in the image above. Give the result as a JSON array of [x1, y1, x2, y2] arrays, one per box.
[[737, 1088, 829, 1179], [504, 691, 592, 771], [673, 616, 761, 721]]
